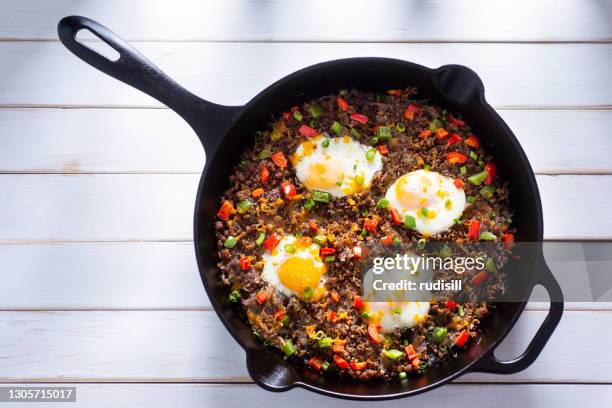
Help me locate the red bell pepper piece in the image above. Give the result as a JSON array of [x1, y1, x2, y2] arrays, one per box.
[[455, 330, 470, 347], [298, 124, 317, 138], [327, 310, 338, 323], [368, 323, 382, 344], [502, 232, 515, 249], [281, 181, 297, 199], [447, 133, 462, 146], [274, 309, 285, 321], [377, 144, 389, 155], [436, 128, 449, 139], [263, 233, 281, 251], [353, 295, 364, 309], [320, 247, 336, 257], [448, 113, 466, 128], [309, 220, 318, 232], [468, 219, 480, 240], [260, 165, 270, 183], [350, 112, 369, 125], [271, 151, 287, 169], [454, 178, 465, 189], [380, 235, 394, 246], [352, 246, 362, 260], [405, 344, 417, 360], [464, 134, 480, 148], [308, 356, 323, 371], [484, 163, 496, 185], [216, 200, 234, 221], [334, 355, 349, 369], [239, 256, 252, 270], [445, 300, 457, 310], [390, 208, 402, 225], [337, 96, 349, 112], [472, 270, 488, 286], [447, 152, 467, 165], [363, 218, 378, 232], [255, 291, 267, 304], [419, 129, 432, 139], [350, 361, 367, 371]]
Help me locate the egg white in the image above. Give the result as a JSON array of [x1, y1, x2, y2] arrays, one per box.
[[293, 135, 383, 198], [385, 169, 466, 236]]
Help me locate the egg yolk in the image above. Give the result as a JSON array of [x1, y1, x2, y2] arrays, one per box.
[[303, 161, 345, 190], [277, 256, 325, 295], [395, 175, 434, 209]]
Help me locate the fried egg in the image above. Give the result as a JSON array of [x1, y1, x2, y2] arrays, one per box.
[[261, 235, 327, 300], [386, 169, 466, 236], [364, 301, 431, 333], [292, 135, 383, 198]]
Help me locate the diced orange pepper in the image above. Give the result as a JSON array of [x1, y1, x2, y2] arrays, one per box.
[[216, 200, 234, 221], [337, 96, 349, 112], [419, 129, 432, 139], [271, 151, 287, 169], [251, 188, 264, 198]]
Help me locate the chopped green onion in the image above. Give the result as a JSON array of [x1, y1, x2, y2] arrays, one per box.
[[421, 207, 429, 217], [258, 149, 272, 159], [458, 305, 465, 316], [237, 200, 251, 213], [429, 118, 443, 132], [469, 151, 478, 160], [382, 349, 404, 360], [507, 218, 513, 224], [399, 371, 407, 380], [361, 311, 371, 319], [313, 234, 327, 245], [228, 290, 241, 303], [478, 159, 485, 167], [350, 128, 361, 139], [370, 136, 379, 145], [376, 126, 392, 141], [402, 338, 409, 346], [361, 208, 369, 217], [312, 190, 331, 203], [354, 174, 364, 185], [281, 315, 290, 326], [310, 119, 318, 128], [325, 255, 336, 263], [318, 337, 334, 348], [460, 166, 467, 176], [490, 211, 497, 219], [432, 327, 448, 343], [419, 360, 429, 370], [321, 361, 330, 371], [293, 111, 303, 121], [485, 257, 496, 272], [335, 181, 343, 187], [224, 236, 237, 248], [453, 218, 461, 224], [467, 196, 476, 204], [282, 339, 296, 357], [256, 233, 266, 246], [303, 286, 314, 300], [391, 307, 402, 314], [441, 109, 448, 117], [321, 138, 330, 148], [423, 164, 431, 171], [393, 236, 402, 245], [445, 199, 452, 209], [365, 148, 377, 161], [479, 231, 498, 241], [468, 171, 488, 185], [480, 185, 497, 198], [404, 214, 416, 229], [308, 104, 323, 118], [252, 330, 262, 341], [255, 131, 263, 138], [396, 122, 406, 133], [361, 228, 367, 237], [331, 121, 343, 135], [284, 244, 296, 254], [304, 198, 315, 210], [377, 198, 390, 209], [417, 238, 427, 251]]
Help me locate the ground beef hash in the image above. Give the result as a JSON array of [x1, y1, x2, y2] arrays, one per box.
[[214, 88, 515, 381]]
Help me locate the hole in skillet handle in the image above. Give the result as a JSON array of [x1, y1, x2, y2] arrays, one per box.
[[75, 28, 121, 62], [246, 348, 298, 392], [433, 64, 485, 106]]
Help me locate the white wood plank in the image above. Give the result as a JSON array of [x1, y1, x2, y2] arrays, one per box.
[[1, 0, 610, 42], [0, 384, 608, 408], [0, 311, 608, 383], [1, 43, 611, 107], [0, 242, 608, 311], [1, 109, 611, 174], [0, 174, 609, 241]]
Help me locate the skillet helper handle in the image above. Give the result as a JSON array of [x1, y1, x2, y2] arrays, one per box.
[[473, 260, 563, 374], [57, 15, 239, 154]]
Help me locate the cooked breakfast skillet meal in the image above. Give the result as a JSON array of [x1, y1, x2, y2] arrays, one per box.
[[215, 88, 516, 381]]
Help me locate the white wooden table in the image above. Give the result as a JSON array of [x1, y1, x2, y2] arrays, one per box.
[[1, 1, 611, 406]]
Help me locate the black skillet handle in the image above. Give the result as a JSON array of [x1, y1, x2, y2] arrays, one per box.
[[57, 15, 241, 155], [472, 259, 563, 374]]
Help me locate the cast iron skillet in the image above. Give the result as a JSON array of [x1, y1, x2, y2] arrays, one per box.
[[58, 16, 563, 400]]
